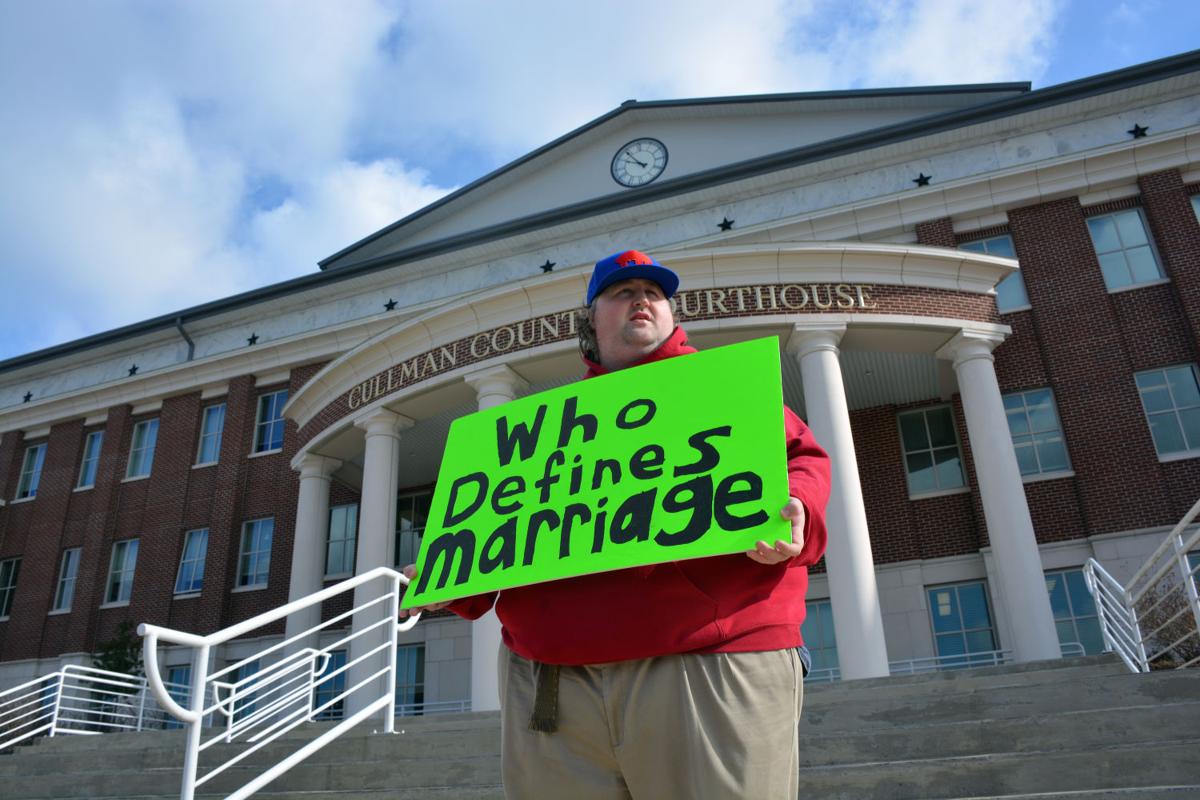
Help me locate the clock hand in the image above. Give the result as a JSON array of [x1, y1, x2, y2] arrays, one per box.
[[624, 150, 647, 168]]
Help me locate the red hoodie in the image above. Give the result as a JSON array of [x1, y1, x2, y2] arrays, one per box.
[[448, 327, 831, 665]]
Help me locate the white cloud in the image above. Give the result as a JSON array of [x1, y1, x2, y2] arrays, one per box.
[[0, 0, 1063, 361]]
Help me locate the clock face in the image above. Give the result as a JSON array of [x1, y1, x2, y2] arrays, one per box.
[[611, 138, 668, 187]]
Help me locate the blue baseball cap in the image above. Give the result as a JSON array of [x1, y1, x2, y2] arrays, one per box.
[[586, 249, 679, 305]]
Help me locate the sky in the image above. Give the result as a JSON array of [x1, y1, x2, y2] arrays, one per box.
[[1, 0, 1198, 364]]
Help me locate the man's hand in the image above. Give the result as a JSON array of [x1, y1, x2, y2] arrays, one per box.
[[746, 497, 806, 565], [398, 564, 453, 618]]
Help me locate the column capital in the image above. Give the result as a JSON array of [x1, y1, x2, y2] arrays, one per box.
[[464, 364, 529, 397], [354, 407, 414, 439], [289, 452, 343, 479], [935, 328, 1006, 368], [786, 322, 847, 360]]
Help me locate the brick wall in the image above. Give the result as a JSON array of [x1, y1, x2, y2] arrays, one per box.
[[0, 365, 319, 664]]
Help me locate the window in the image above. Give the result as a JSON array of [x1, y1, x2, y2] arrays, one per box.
[[254, 390, 288, 453], [395, 493, 432, 569], [395, 644, 426, 715], [799, 599, 839, 679], [1135, 365, 1200, 458], [165, 665, 191, 729], [312, 650, 347, 720], [77, 431, 103, 488], [237, 518, 273, 589], [927, 581, 997, 668], [52, 548, 81, 612], [175, 529, 209, 595], [196, 404, 225, 465], [1188, 552, 1199, 594], [105, 540, 139, 605], [16, 443, 46, 499], [126, 419, 159, 479], [1045, 568, 1104, 655], [1003, 389, 1070, 476], [960, 235, 1029, 312], [325, 504, 358, 578], [1192, 195, 1200, 224], [1086, 208, 1163, 291], [0, 558, 20, 618], [898, 407, 966, 495]]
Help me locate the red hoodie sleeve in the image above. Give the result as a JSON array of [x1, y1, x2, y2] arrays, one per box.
[[446, 591, 497, 620], [783, 406, 831, 567]]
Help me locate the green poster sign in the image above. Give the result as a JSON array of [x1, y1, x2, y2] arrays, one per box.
[[401, 336, 791, 608]]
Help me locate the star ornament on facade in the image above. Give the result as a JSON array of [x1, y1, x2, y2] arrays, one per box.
[[384, 298, 398, 311], [1128, 123, 1149, 139], [128, 365, 139, 376], [23, 391, 32, 403], [718, 217, 735, 231], [539, 260, 556, 273], [247, 333, 259, 346], [913, 173, 932, 187]]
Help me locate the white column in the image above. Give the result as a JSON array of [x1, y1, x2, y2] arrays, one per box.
[[284, 453, 342, 652], [937, 330, 1061, 663], [346, 408, 414, 719], [462, 365, 528, 712], [787, 323, 890, 680]]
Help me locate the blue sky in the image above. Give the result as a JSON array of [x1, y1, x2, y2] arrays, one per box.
[[1, 0, 1198, 363]]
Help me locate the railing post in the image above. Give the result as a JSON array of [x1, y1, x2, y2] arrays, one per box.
[[136, 679, 147, 731], [1176, 533, 1200, 646], [179, 643, 210, 800], [48, 672, 65, 737], [385, 573, 400, 735]]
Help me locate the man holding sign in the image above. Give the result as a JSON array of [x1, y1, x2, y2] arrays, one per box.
[[403, 249, 830, 799]]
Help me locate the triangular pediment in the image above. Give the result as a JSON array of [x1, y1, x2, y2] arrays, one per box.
[[320, 84, 1027, 271]]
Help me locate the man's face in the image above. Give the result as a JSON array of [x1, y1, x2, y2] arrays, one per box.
[[590, 277, 675, 370]]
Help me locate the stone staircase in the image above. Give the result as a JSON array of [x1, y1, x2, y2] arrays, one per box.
[[2, 655, 1197, 799]]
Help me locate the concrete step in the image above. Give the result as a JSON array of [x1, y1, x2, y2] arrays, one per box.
[[798, 738, 1200, 800], [800, 699, 1200, 766], [946, 789, 1200, 800], [3, 751, 505, 799], [801, 668, 1200, 732], [806, 656, 1129, 700]]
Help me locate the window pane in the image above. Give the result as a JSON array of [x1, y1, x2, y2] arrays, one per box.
[[1045, 574, 1069, 619], [1137, 373, 1173, 413], [1124, 246, 1160, 283], [1179, 408, 1200, 451], [1097, 252, 1131, 289], [1114, 210, 1148, 247], [1006, 405, 1031, 436], [929, 589, 960, 633], [964, 629, 996, 653], [1024, 391, 1056, 431], [935, 632, 966, 657], [1076, 617, 1105, 655], [1014, 439, 1039, 475], [933, 447, 965, 489], [899, 413, 929, 452], [984, 236, 1016, 259], [1148, 412, 1187, 455], [906, 451, 935, 494], [1055, 619, 1076, 645], [958, 584, 991, 630], [1087, 216, 1120, 252], [959, 240, 986, 254], [1065, 570, 1097, 616], [926, 408, 957, 448], [1034, 434, 1069, 472], [995, 273, 1029, 312], [1166, 367, 1200, 408]]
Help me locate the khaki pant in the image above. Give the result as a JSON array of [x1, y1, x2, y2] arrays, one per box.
[[499, 646, 804, 799]]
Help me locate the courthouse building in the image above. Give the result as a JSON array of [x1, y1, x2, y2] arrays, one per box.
[[3, 51, 1200, 710]]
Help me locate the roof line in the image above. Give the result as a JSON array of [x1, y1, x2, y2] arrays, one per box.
[[317, 82, 1030, 269], [4, 49, 1198, 376]]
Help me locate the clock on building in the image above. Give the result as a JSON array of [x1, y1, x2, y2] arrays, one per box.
[[610, 138, 668, 187]]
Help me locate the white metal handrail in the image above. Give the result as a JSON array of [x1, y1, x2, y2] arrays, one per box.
[[394, 698, 471, 717], [139, 565, 420, 800], [1084, 496, 1200, 673], [1, 664, 191, 751]]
